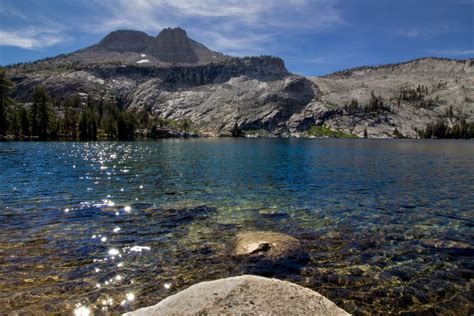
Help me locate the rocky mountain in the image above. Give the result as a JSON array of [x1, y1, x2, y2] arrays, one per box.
[[307, 58, 474, 138], [5, 28, 474, 138], [14, 28, 230, 68]]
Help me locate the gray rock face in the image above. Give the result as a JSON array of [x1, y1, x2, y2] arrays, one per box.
[[6, 27, 474, 138], [151, 28, 197, 63], [307, 57, 474, 138], [96, 30, 152, 53], [64, 27, 230, 66], [234, 231, 301, 259], [124, 275, 349, 316]]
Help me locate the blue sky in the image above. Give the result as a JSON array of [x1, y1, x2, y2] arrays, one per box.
[[0, 0, 472, 76]]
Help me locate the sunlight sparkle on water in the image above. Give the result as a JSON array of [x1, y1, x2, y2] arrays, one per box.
[[124, 206, 131, 212], [73, 304, 91, 316], [113, 227, 120, 233], [126, 292, 135, 301], [108, 248, 119, 256], [130, 246, 151, 252]]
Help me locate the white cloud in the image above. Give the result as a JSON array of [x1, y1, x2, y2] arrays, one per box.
[[194, 29, 272, 55], [0, 0, 344, 53], [86, 0, 344, 54], [394, 25, 453, 39], [298, 53, 358, 65], [428, 49, 474, 56], [0, 30, 63, 49]]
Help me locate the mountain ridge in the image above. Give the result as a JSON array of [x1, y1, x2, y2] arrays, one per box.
[[65, 27, 230, 66], [3, 27, 474, 138], [323, 57, 473, 78]]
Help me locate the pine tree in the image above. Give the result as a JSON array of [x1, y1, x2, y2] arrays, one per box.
[[117, 112, 135, 140], [31, 86, 49, 137], [31, 88, 39, 136], [9, 110, 20, 136], [181, 118, 190, 131], [21, 108, 30, 136], [79, 106, 98, 141], [0, 69, 13, 136], [117, 114, 128, 140], [231, 123, 243, 137], [38, 87, 49, 139], [79, 109, 88, 140]]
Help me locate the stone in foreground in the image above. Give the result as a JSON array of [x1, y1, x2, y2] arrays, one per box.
[[125, 275, 349, 316]]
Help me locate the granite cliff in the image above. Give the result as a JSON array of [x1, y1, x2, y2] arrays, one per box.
[[5, 28, 474, 138]]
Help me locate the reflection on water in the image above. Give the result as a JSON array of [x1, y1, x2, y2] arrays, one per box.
[[0, 139, 473, 315]]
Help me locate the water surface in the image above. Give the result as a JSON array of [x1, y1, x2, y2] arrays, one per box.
[[0, 139, 473, 315]]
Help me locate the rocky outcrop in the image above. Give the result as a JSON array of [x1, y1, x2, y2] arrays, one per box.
[[307, 58, 474, 138], [124, 275, 349, 316], [234, 231, 301, 260]]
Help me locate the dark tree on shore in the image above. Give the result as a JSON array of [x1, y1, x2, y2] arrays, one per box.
[[117, 112, 135, 140], [79, 105, 98, 141], [0, 69, 13, 136], [420, 119, 474, 139], [37, 87, 50, 139], [31, 86, 50, 138], [393, 127, 404, 138], [9, 110, 20, 136], [21, 108, 30, 136], [231, 123, 243, 137], [31, 90, 39, 137], [180, 118, 190, 132]]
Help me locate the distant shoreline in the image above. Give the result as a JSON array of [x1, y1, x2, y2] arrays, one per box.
[[1, 134, 473, 141]]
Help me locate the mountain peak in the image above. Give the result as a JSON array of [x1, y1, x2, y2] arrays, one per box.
[[71, 27, 231, 65], [150, 27, 198, 63], [98, 30, 152, 53], [157, 27, 188, 39]]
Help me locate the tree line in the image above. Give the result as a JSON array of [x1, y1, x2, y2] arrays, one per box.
[[343, 91, 391, 114], [0, 85, 136, 140], [418, 120, 474, 139], [0, 69, 195, 140]]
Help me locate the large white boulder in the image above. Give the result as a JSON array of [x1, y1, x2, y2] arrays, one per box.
[[125, 275, 349, 316]]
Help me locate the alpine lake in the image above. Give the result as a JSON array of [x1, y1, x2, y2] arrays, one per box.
[[0, 139, 473, 315]]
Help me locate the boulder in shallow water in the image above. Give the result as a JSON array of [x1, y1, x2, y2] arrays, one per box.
[[124, 275, 349, 316], [234, 231, 301, 259]]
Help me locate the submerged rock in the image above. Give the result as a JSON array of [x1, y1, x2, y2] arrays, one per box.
[[234, 231, 301, 259], [125, 275, 349, 316]]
